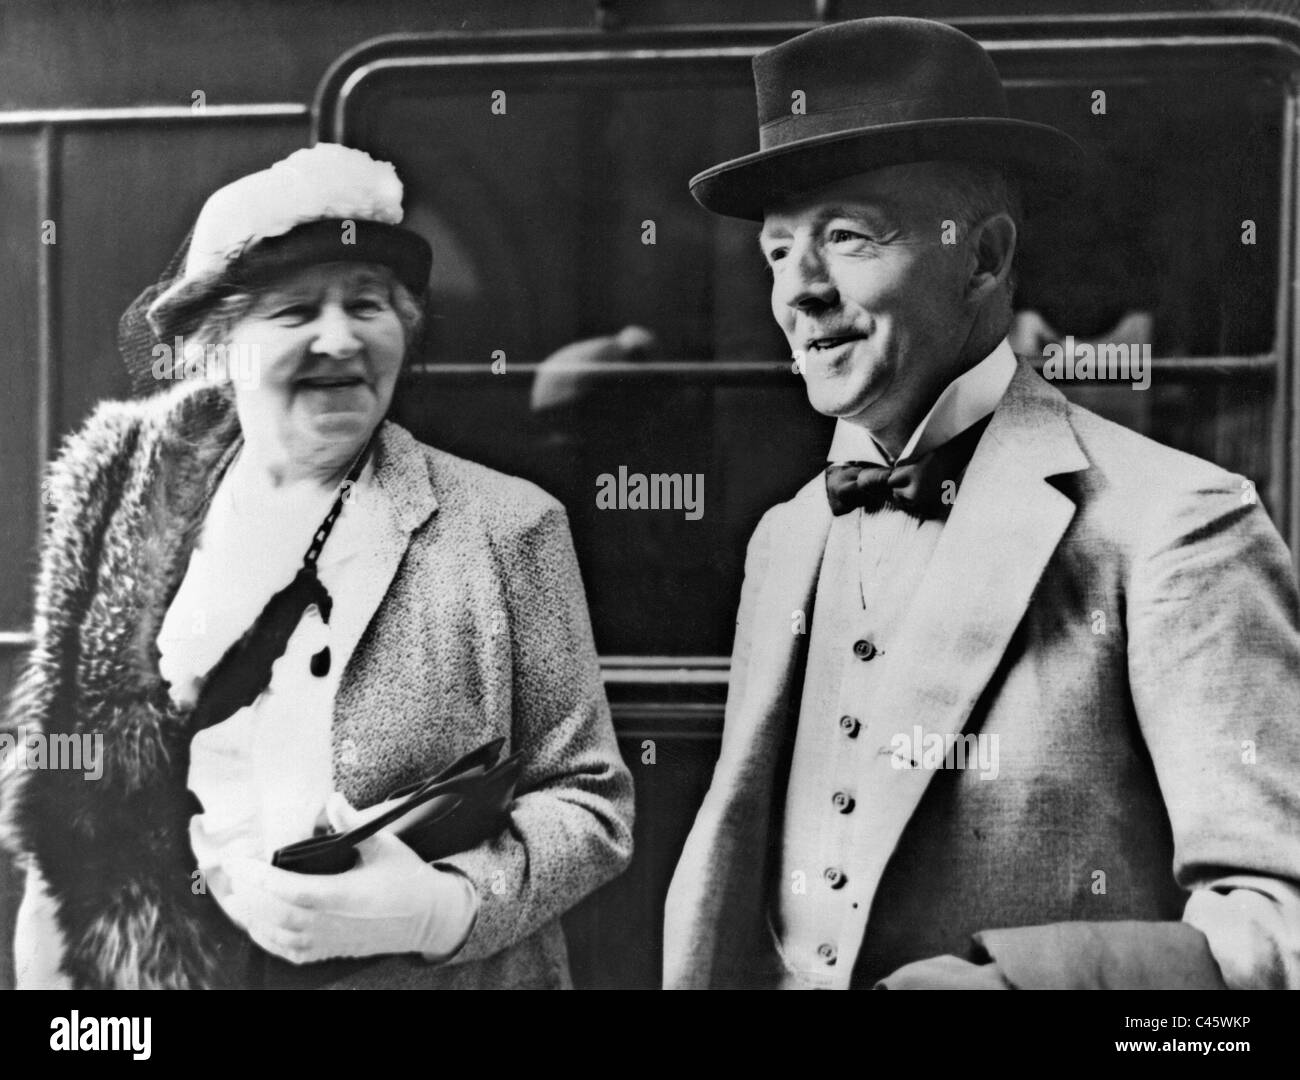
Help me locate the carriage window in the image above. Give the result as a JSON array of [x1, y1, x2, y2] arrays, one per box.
[[318, 29, 1293, 658]]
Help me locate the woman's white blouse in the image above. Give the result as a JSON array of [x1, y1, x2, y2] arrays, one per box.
[[156, 453, 393, 902]]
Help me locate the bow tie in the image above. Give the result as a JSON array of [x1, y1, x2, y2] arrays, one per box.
[[824, 415, 992, 520]]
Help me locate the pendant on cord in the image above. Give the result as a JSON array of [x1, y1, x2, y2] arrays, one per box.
[[310, 646, 331, 677]]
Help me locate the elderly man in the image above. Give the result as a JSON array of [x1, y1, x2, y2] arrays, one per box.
[[663, 16, 1300, 990]]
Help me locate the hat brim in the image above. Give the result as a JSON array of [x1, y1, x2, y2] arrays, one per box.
[[148, 219, 432, 339], [689, 117, 1085, 221]]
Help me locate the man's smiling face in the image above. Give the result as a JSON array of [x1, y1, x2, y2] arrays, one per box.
[[761, 163, 980, 444]]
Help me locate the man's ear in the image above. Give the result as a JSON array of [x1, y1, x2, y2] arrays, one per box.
[[964, 212, 1017, 305]]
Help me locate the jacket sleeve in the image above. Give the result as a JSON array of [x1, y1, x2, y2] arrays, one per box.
[[433, 503, 634, 966], [662, 509, 775, 989], [1126, 473, 1300, 989], [935, 470, 1300, 990]]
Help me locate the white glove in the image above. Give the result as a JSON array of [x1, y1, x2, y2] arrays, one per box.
[[223, 793, 478, 965], [14, 862, 74, 990]]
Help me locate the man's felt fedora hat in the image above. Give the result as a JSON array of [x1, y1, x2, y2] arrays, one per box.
[[689, 17, 1085, 221]]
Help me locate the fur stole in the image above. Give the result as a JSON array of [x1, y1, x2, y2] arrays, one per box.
[[2, 382, 253, 988]]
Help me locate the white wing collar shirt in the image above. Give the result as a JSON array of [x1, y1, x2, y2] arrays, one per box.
[[824, 338, 1017, 468]]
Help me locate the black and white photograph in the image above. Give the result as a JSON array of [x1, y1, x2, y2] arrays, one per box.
[[0, 0, 1295, 1050]]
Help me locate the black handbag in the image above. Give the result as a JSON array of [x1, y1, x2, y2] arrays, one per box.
[[271, 738, 523, 875]]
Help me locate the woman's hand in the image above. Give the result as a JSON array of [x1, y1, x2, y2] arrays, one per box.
[[223, 794, 478, 965]]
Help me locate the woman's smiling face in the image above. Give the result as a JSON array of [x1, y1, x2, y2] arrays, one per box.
[[226, 261, 407, 477]]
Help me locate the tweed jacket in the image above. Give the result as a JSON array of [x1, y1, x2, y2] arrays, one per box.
[[0, 380, 634, 989], [664, 359, 1300, 990]]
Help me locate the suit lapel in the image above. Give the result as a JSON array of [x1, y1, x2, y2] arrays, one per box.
[[736, 478, 833, 763], [333, 419, 439, 706], [875, 361, 1088, 743], [837, 360, 1091, 971], [704, 477, 830, 855], [356, 419, 439, 601]]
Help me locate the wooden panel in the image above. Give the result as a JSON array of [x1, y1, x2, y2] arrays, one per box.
[[564, 707, 722, 989], [0, 646, 25, 990], [0, 131, 44, 630]]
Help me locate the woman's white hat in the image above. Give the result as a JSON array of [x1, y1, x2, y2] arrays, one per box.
[[143, 143, 432, 341]]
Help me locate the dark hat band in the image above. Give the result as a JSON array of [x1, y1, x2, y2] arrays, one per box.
[[147, 218, 432, 341], [759, 93, 1004, 146]]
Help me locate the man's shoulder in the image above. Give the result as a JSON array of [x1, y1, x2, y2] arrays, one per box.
[[752, 473, 827, 532], [1049, 396, 1285, 571], [1062, 397, 1249, 503]]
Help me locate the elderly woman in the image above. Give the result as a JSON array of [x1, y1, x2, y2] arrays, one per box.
[[0, 144, 634, 989]]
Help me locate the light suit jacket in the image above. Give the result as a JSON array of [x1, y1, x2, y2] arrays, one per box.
[[664, 359, 1300, 990]]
